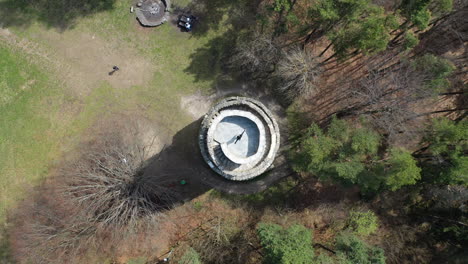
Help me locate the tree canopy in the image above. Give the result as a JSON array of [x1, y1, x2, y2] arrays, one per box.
[[403, 31, 419, 50], [400, 0, 453, 29], [421, 118, 468, 185], [412, 54, 455, 94], [385, 148, 422, 191], [179, 247, 202, 264], [335, 232, 386, 264], [292, 117, 424, 193], [329, 6, 398, 58], [257, 223, 314, 264], [348, 210, 379, 235]]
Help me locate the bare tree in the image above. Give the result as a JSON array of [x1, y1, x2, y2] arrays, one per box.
[[11, 126, 176, 263], [11, 185, 98, 264], [187, 216, 252, 264], [346, 64, 430, 139], [63, 131, 176, 228], [229, 32, 281, 79], [275, 47, 322, 98]]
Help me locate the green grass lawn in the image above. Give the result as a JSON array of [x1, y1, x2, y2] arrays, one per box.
[[0, 42, 107, 224], [0, 0, 234, 261], [0, 42, 60, 222], [0, 37, 202, 224], [0, 0, 232, 221]]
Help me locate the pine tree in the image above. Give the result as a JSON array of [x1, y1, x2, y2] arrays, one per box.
[[257, 223, 314, 264], [292, 117, 423, 192], [385, 148, 421, 191], [420, 118, 468, 185]]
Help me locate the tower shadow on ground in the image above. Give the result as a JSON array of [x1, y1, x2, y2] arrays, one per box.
[[0, 0, 116, 31], [144, 118, 292, 201]]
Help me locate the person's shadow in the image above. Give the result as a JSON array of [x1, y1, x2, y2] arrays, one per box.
[[108, 66, 119, 75]]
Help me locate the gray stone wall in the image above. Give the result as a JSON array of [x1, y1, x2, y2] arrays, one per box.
[[199, 97, 280, 181], [136, 0, 170, 27]]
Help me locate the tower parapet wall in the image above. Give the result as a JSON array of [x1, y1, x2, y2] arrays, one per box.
[[199, 97, 280, 181]]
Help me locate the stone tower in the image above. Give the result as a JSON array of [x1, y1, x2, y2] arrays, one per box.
[[199, 97, 280, 181]]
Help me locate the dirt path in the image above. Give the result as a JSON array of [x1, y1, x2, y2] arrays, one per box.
[[0, 27, 54, 66], [1, 26, 155, 98], [180, 81, 287, 124], [34, 30, 155, 97]]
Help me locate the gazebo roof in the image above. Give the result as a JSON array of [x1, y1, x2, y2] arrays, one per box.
[[136, 0, 170, 27]]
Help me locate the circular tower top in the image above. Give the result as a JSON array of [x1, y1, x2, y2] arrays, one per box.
[[199, 97, 280, 181]]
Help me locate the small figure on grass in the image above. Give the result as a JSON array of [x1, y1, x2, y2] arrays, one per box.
[[108, 66, 120, 76]]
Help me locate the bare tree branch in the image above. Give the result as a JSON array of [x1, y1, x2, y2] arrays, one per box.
[[275, 46, 322, 99]]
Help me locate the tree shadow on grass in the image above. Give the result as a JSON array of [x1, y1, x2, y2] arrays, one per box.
[[171, 0, 261, 37], [183, 31, 237, 83], [181, 0, 262, 83], [0, 0, 116, 31]]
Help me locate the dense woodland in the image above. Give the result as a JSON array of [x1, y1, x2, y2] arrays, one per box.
[[2, 0, 467, 263]]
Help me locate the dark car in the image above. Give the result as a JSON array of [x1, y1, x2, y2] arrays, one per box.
[[178, 14, 197, 31]]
